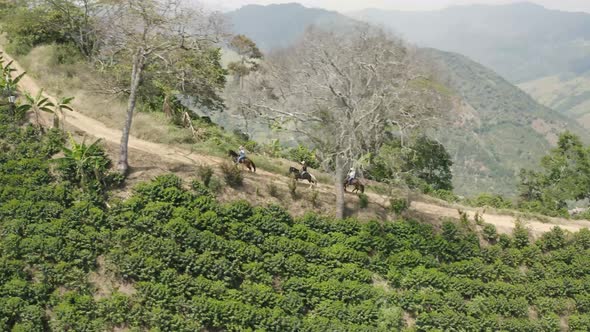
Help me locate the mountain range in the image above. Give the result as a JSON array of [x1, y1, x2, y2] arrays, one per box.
[[352, 2, 590, 128], [225, 3, 588, 196]]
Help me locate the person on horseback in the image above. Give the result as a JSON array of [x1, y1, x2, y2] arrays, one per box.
[[300, 161, 308, 175], [346, 167, 356, 185], [237, 145, 246, 164]]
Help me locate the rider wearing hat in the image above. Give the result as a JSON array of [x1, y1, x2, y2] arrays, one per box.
[[346, 167, 356, 185], [300, 161, 308, 175], [237, 145, 246, 164]]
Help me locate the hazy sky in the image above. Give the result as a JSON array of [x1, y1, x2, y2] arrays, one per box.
[[202, 0, 590, 13]]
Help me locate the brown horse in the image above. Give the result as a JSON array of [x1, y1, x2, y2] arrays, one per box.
[[228, 150, 256, 172], [344, 178, 364, 194]]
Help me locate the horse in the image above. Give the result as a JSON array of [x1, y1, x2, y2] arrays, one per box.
[[344, 178, 364, 194], [228, 150, 256, 172], [288, 166, 317, 188]]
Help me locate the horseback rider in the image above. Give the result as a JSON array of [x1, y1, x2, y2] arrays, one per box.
[[346, 167, 356, 185], [300, 161, 308, 175], [237, 145, 246, 164]]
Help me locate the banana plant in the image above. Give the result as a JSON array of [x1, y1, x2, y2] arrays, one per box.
[[53, 96, 75, 130], [24, 89, 55, 128], [57, 133, 108, 188]]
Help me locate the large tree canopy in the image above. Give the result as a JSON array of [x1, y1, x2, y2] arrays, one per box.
[[519, 131, 590, 216], [368, 135, 453, 191], [233, 24, 445, 217]]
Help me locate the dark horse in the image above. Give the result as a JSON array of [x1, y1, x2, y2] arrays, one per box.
[[289, 167, 317, 187], [228, 150, 256, 172], [344, 178, 364, 194]]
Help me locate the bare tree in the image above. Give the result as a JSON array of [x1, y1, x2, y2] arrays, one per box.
[[235, 25, 444, 218], [97, 0, 225, 174]]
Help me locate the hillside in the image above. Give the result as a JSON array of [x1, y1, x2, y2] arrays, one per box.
[[519, 74, 590, 129], [353, 2, 590, 84], [226, 3, 588, 196], [4, 85, 590, 331], [8, 46, 583, 235], [424, 49, 587, 196]]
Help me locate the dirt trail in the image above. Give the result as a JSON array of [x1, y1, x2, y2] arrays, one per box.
[[4, 49, 590, 237]]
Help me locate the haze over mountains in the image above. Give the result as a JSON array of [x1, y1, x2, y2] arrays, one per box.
[[353, 2, 590, 128], [226, 3, 588, 196]]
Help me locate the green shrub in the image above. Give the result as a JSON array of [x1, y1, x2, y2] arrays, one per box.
[[196, 164, 214, 187], [286, 145, 320, 169], [482, 223, 498, 243], [468, 193, 513, 209], [389, 198, 409, 215], [512, 220, 530, 249], [431, 189, 459, 203], [220, 162, 243, 188], [191, 179, 212, 197]]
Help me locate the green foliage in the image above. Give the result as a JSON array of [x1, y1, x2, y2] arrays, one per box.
[[390, 197, 409, 215], [55, 135, 122, 201], [468, 193, 513, 209], [368, 135, 453, 191], [287, 144, 320, 169], [431, 189, 460, 203], [519, 132, 590, 216], [6, 98, 590, 330], [1, 4, 76, 55], [482, 223, 498, 243], [220, 162, 243, 188]]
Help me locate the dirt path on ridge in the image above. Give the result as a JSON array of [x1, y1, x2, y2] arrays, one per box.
[[4, 48, 590, 237]]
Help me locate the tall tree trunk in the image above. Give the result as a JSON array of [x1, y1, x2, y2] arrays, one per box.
[[335, 156, 345, 219], [117, 50, 144, 175]]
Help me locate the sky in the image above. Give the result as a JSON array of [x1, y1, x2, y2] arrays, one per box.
[[201, 0, 590, 13]]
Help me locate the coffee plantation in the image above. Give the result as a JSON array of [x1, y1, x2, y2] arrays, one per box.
[[4, 113, 590, 331]]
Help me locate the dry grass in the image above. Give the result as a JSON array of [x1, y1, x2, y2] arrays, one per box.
[[15, 44, 197, 146]]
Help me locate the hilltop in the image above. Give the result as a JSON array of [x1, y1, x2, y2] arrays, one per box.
[[226, 3, 588, 196]]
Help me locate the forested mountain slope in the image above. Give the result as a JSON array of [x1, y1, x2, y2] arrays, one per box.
[[425, 49, 587, 195], [353, 2, 590, 84], [226, 3, 588, 196], [519, 73, 590, 129], [353, 3, 590, 128]]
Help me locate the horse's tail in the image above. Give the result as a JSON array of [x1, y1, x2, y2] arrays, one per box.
[[360, 183, 365, 194]]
